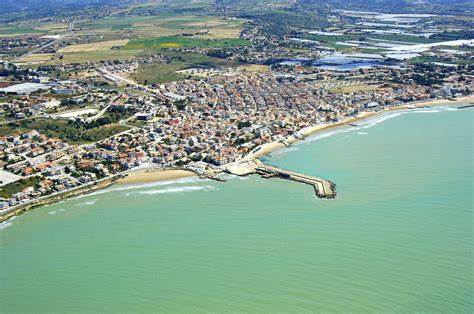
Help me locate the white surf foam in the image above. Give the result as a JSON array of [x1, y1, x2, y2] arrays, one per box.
[[69, 177, 208, 201], [355, 112, 405, 130], [412, 109, 442, 113], [0, 221, 13, 230], [272, 147, 299, 156], [125, 185, 217, 196], [304, 128, 346, 144], [285, 106, 451, 150], [48, 208, 66, 215], [219, 174, 239, 181], [78, 199, 98, 206], [0, 216, 16, 230], [113, 177, 205, 192]]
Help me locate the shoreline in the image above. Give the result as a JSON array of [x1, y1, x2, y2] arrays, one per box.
[[0, 175, 121, 223], [1, 95, 472, 224], [116, 168, 197, 185], [244, 95, 474, 160]]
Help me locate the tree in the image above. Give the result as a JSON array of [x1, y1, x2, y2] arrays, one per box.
[[237, 121, 251, 129]]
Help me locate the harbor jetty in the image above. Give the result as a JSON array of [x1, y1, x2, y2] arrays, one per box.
[[457, 104, 474, 109], [255, 164, 336, 199], [224, 160, 336, 199]]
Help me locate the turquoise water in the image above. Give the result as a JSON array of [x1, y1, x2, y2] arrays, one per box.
[[1, 106, 473, 313]]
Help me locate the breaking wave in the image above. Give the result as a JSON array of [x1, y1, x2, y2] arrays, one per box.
[[300, 112, 404, 144], [70, 177, 208, 201], [412, 109, 442, 113], [0, 219, 13, 230], [48, 208, 66, 215], [125, 185, 217, 196], [0, 216, 15, 230], [114, 177, 205, 192], [272, 147, 299, 156], [78, 199, 98, 206], [0, 221, 13, 230], [274, 105, 460, 155], [354, 112, 405, 130]]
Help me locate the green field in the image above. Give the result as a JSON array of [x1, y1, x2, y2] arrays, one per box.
[[79, 14, 178, 31], [0, 118, 129, 144], [0, 26, 43, 36], [12, 11, 247, 65], [121, 36, 248, 84], [132, 62, 188, 84], [41, 49, 142, 65], [124, 36, 249, 51], [131, 51, 239, 84], [110, 23, 134, 31], [76, 14, 244, 39]]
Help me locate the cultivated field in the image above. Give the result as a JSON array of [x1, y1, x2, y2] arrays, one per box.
[[0, 26, 43, 37], [58, 39, 129, 53], [130, 51, 239, 84], [34, 23, 69, 32], [76, 15, 245, 39], [237, 64, 270, 72], [3, 9, 250, 68], [123, 36, 249, 51], [46, 49, 142, 65], [16, 53, 54, 65]]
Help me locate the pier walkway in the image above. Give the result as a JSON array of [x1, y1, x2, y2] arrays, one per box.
[[255, 164, 336, 199]]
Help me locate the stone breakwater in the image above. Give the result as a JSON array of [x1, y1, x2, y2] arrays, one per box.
[[225, 160, 336, 199], [255, 163, 336, 199]]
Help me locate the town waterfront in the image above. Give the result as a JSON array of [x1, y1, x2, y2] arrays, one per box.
[[1, 106, 473, 313]]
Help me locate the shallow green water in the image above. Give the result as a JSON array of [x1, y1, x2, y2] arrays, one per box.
[[1, 106, 473, 313]]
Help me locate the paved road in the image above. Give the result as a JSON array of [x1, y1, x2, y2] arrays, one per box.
[[13, 21, 77, 63], [97, 68, 170, 101]]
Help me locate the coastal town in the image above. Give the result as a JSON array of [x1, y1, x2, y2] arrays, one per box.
[[0, 0, 473, 221], [2, 2, 474, 314]]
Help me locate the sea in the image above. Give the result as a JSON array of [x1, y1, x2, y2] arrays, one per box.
[[1, 105, 473, 313]]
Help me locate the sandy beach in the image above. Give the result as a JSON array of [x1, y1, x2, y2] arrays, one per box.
[[117, 96, 474, 184], [111, 95, 474, 184], [1, 95, 472, 223], [117, 168, 196, 185], [121, 95, 474, 183], [244, 95, 473, 161]]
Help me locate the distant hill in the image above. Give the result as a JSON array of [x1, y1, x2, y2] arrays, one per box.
[[2, 0, 472, 17], [216, 0, 473, 14], [1, 0, 142, 14]]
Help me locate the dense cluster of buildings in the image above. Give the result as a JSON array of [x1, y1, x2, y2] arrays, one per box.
[[1, 4, 472, 214], [2, 60, 471, 211]]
